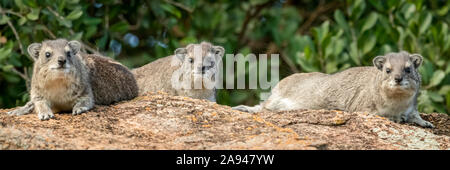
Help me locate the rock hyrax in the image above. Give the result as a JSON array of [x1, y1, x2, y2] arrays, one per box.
[[133, 42, 224, 102], [8, 39, 138, 120], [233, 51, 433, 128]]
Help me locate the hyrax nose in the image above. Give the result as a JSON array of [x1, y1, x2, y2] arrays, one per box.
[[58, 57, 66, 65], [394, 76, 403, 83], [201, 66, 207, 74]]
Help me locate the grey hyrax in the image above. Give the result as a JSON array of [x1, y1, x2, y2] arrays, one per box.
[[233, 51, 433, 128], [8, 39, 138, 120], [133, 42, 224, 102]]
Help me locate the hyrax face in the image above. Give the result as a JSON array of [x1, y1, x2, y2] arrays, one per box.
[[28, 39, 82, 75], [174, 42, 224, 89], [373, 52, 422, 96]]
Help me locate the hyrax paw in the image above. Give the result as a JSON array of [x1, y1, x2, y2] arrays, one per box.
[[420, 121, 434, 128], [38, 112, 54, 120], [7, 108, 29, 116], [7, 110, 16, 115], [72, 107, 89, 115]]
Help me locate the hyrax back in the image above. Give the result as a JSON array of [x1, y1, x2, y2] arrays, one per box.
[[234, 51, 433, 128], [8, 39, 138, 120], [133, 42, 224, 102], [83, 54, 138, 105]]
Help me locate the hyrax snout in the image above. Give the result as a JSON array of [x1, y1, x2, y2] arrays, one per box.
[[8, 39, 138, 120], [233, 51, 433, 128], [373, 53, 422, 98], [133, 42, 224, 102]]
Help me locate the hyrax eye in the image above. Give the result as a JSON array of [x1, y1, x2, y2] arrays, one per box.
[[188, 58, 194, 63], [45, 52, 51, 58], [386, 68, 391, 74], [404, 67, 411, 73], [66, 51, 71, 57]]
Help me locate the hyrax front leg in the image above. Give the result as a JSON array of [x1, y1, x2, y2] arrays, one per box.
[[402, 106, 434, 128], [407, 111, 434, 128], [72, 94, 94, 115], [35, 100, 54, 120], [7, 101, 34, 116]]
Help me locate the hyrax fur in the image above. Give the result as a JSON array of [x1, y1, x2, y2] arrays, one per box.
[[233, 51, 433, 128], [8, 39, 138, 120], [133, 42, 224, 102]]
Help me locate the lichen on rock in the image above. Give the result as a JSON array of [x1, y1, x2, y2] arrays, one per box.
[[0, 92, 449, 150]]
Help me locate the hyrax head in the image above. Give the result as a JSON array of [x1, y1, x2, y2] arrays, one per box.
[[373, 51, 422, 95], [28, 39, 82, 73], [174, 42, 225, 76]]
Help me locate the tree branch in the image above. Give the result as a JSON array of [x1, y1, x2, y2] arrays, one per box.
[[0, 5, 28, 59], [237, 1, 274, 51], [297, 0, 341, 34], [46, 6, 100, 55]]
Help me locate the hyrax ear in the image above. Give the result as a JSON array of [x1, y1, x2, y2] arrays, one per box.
[[410, 54, 423, 68], [373, 55, 386, 70], [174, 48, 187, 61], [68, 40, 82, 55], [213, 46, 225, 60], [27, 43, 42, 60]]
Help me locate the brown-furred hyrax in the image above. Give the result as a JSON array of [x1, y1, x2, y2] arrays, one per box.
[[133, 42, 224, 102], [233, 51, 434, 128], [7, 39, 138, 120]]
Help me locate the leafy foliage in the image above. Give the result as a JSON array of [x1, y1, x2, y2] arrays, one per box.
[[0, 0, 448, 114]]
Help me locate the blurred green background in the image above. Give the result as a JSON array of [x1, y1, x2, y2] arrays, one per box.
[[0, 0, 449, 114]]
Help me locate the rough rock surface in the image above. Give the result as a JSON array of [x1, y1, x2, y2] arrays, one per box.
[[0, 92, 449, 150]]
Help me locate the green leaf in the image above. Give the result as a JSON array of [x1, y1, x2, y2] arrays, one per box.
[[18, 17, 27, 25], [368, 0, 384, 12], [350, 0, 366, 19], [402, 3, 416, 19], [97, 33, 109, 50], [446, 92, 450, 113], [23, 0, 38, 8], [349, 42, 360, 65], [361, 12, 378, 33], [8, 55, 22, 67], [429, 70, 445, 87], [325, 61, 338, 74], [110, 21, 129, 33], [161, 4, 181, 18], [1, 65, 14, 72], [334, 10, 350, 34], [438, 6, 449, 16], [387, 0, 400, 10], [362, 35, 376, 55], [0, 16, 10, 25], [66, 0, 80, 4], [445, 63, 450, 74], [70, 32, 83, 40], [58, 18, 72, 28], [26, 8, 40, 21], [14, 0, 26, 9], [3, 73, 21, 83], [83, 17, 102, 25], [429, 91, 444, 102], [419, 12, 432, 34], [85, 26, 98, 39], [0, 42, 13, 61], [66, 8, 83, 20], [313, 21, 329, 46], [439, 85, 450, 95]]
